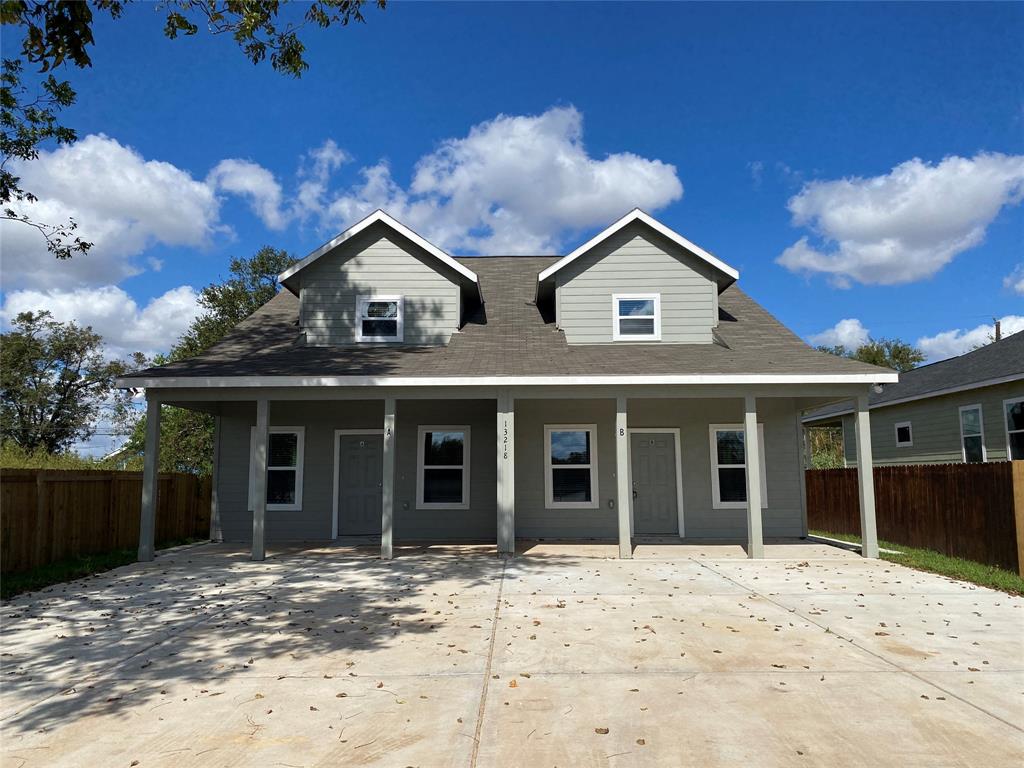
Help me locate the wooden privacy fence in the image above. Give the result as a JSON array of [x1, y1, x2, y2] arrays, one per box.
[[0, 469, 211, 574], [806, 461, 1024, 573]]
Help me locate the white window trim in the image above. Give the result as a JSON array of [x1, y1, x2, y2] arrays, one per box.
[[544, 424, 599, 509], [416, 425, 471, 510], [958, 404, 986, 463], [355, 294, 404, 343], [708, 423, 768, 510], [1004, 397, 1024, 460], [611, 293, 661, 341], [894, 421, 913, 447], [248, 426, 305, 511]]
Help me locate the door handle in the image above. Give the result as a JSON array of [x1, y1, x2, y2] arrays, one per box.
[[632, 489, 638, 499]]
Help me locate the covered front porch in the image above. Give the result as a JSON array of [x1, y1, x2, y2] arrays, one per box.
[[133, 383, 881, 562]]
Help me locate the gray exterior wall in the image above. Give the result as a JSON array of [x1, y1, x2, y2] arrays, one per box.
[[299, 223, 461, 346], [216, 394, 806, 543], [554, 222, 719, 345], [825, 381, 1024, 466]]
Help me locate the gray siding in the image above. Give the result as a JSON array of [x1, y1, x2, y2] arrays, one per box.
[[216, 395, 806, 543], [842, 381, 1024, 466], [513, 397, 804, 540], [554, 222, 718, 345], [300, 223, 461, 346], [217, 400, 383, 542], [215, 399, 495, 543]]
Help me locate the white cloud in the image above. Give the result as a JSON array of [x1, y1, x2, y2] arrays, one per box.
[[1, 284, 201, 359], [777, 153, 1024, 287], [916, 315, 1024, 361], [1004, 264, 1024, 296], [1, 134, 224, 290], [207, 158, 287, 230], [312, 106, 683, 254], [808, 318, 871, 349]]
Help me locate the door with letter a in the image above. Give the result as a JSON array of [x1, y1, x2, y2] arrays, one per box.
[[630, 432, 679, 535], [337, 433, 383, 536]]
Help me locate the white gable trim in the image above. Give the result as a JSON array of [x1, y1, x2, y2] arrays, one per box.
[[537, 208, 739, 285], [277, 209, 479, 286]]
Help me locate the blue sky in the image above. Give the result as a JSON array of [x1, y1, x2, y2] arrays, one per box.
[[2, 1, 1023, 384]]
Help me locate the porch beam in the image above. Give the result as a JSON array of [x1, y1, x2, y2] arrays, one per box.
[[381, 397, 396, 560], [854, 393, 880, 558], [252, 399, 269, 561], [615, 396, 631, 559], [137, 396, 161, 562], [744, 395, 765, 559], [497, 391, 515, 555]]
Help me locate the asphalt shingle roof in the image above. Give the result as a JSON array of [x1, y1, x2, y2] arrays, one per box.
[[804, 329, 1024, 420], [128, 256, 892, 380]]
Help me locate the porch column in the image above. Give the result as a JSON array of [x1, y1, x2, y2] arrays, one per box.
[[252, 399, 269, 561], [381, 397, 396, 560], [744, 394, 764, 559], [210, 415, 223, 542], [615, 396, 631, 559], [854, 393, 880, 558], [137, 396, 161, 562], [497, 390, 515, 555]]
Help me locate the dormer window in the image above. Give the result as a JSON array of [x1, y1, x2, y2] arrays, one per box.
[[612, 294, 661, 341], [356, 295, 404, 342]]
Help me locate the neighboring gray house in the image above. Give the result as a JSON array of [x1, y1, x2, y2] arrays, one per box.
[[119, 209, 897, 561], [803, 331, 1024, 466]]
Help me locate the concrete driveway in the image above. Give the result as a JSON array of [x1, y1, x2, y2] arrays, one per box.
[[1, 541, 1022, 767]]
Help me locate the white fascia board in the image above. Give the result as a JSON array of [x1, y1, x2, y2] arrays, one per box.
[[800, 372, 1024, 420], [117, 372, 899, 389], [277, 209, 478, 286], [537, 208, 740, 285]]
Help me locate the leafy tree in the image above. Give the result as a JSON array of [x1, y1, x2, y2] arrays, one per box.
[[0, 310, 132, 453], [806, 426, 845, 469], [124, 246, 297, 473], [817, 338, 925, 373], [1, 0, 384, 256]]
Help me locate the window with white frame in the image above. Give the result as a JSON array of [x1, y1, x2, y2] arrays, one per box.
[[417, 426, 470, 509], [248, 427, 304, 511], [958, 405, 986, 463], [894, 421, 913, 447], [356, 295, 403, 342], [612, 294, 661, 341], [545, 425, 599, 508], [709, 424, 767, 509], [1006, 398, 1024, 460]]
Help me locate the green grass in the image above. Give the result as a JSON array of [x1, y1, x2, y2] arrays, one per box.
[[0, 538, 204, 600], [810, 529, 1024, 596]]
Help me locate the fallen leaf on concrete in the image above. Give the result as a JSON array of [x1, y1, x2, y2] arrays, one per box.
[[595, 727, 609, 734]]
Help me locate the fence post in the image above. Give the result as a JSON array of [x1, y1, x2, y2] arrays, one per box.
[[1013, 461, 1024, 578]]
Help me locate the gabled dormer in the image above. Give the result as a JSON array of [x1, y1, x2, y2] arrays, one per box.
[[535, 209, 739, 345], [279, 210, 480, 346]]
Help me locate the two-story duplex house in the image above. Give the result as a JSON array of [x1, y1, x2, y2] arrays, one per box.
[[118, 209, 897, 561]]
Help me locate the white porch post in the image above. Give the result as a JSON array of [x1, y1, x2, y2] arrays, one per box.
[[615, 396, 631, 559], [209, 414, 223, 542], [252, 399, 269, 561], [497, 390, 515, 555], [137, 396, 161, 562], [854, 393, 880, 558], [744, 394, 765, 559], [381, 397, 396, 560]]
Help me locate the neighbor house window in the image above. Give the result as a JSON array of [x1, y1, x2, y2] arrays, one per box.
[[709, 424, 767, 509], [417, 426, 470, 509], [958, 405, 986, 463], [248, 427, 305, 511], [545, 425, 599, 508], [356, 295, 403, 342], [1006, 398, 1024, 460], [894, 421, 913, 447], [612, 294, 661, 341]]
